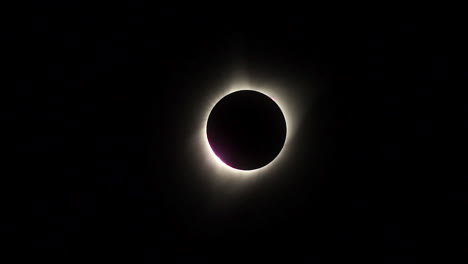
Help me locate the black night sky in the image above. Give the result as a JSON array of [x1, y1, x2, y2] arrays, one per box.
[[3, 5, 463, 263]]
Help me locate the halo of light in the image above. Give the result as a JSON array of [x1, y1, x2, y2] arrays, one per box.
[[194, 79, 304, 181]]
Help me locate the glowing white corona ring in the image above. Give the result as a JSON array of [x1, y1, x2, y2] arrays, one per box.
[[196, 80, 302, 180]]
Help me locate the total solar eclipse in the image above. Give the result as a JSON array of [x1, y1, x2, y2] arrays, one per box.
[[206, 90, 287, 170]]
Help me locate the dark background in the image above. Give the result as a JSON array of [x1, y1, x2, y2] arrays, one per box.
[[3, 5, 464, 262]]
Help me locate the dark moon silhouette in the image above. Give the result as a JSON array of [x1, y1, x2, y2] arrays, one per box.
[[207, 90, 287, 170]]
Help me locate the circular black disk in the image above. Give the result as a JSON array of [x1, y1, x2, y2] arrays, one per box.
[[206, 90, 287, 170]]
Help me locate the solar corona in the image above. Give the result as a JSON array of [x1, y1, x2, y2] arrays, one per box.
[[196, 82, 301, 179]]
